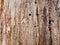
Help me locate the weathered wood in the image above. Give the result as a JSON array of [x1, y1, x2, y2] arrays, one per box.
[[0, 0, 60, 45]]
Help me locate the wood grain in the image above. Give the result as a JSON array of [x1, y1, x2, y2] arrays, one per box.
[[0, 0, 60, 45]]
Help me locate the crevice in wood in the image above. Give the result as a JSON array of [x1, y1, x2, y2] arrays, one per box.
[[49, 19, 52, 45], [36, 5, 39, 16], [35, 5, 40, 45], [49, 7, 52, 45]]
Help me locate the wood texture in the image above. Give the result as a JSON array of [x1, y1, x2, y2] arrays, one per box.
[[0, 0, 60, 45]]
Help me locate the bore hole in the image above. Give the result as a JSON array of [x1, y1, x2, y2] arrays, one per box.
[[29, 14, 31, 16], [35, 0, 37, 4], [49, 20, 51, 24], [35, 1, 37, 4], [49, 20, 51, 31], [49, 27, 51, 31], [36, 13, 39, 16]]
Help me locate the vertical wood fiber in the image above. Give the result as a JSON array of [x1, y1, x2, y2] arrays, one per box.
[[0, 0, 60, 45]]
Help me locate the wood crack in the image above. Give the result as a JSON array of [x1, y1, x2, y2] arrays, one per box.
[[49, 7, 52, 45]]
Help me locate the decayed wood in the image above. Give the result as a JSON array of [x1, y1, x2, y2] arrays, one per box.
[[0, 0, 60, 45]]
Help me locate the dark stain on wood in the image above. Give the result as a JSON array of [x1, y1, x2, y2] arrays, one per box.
[[38, 6, 47, 45], [18, 41, 22, 45], [43, 6, 47, 25], [43, 7, 47, 45], [0, 0, 4, 15], [43, 6, 46, 15]]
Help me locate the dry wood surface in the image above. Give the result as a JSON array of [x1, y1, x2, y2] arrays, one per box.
[[0, 0, 60, 45]]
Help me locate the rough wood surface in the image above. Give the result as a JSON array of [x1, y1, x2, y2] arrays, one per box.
[[0, 0, 60, 45]]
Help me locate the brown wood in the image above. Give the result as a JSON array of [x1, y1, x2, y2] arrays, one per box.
[[0, 0, 60, 45]]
